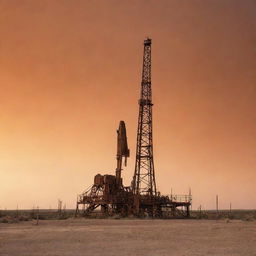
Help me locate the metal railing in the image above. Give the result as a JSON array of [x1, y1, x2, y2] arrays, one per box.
[[168, 194, 192, 203]]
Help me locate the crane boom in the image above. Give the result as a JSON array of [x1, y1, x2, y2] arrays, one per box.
[[116, 120, 130, 186]]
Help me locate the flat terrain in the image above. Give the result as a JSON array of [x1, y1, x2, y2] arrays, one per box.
[[0, 219, 255, 256]]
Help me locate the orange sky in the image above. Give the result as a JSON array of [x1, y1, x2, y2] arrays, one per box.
[[0, 0, 255, 210]]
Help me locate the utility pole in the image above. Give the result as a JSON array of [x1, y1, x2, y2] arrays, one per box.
[[132, 38, 156, 196], [36, 206, 39, 225], [189, 188, 192, 210], [16, 205, 19, 218], [216, 195, 219, 215], [58, 199, 62, 215]]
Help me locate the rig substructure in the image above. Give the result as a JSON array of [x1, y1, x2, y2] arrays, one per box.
[[76, 38, 191, 218]]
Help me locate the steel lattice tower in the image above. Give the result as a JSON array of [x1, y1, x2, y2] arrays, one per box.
[[132, 38, 157, 196]]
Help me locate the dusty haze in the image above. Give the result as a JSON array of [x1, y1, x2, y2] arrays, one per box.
[[0, 0, 255, 210]]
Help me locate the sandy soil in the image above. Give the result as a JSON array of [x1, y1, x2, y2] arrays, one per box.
[[0, 218, 255, 256]]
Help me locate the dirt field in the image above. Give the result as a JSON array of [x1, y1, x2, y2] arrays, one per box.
[[0, 218, 255, 256]]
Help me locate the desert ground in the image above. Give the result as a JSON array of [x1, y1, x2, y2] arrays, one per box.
[[0, 218, 255, 256]]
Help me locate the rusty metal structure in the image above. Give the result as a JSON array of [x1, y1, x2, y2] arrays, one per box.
[[132, 38, 156, 197], [76, 38, 191, 218], [76, 121, 133, 216]]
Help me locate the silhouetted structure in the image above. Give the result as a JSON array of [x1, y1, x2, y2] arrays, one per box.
[[76, 121, 133, 216], [76, 38, 191, 218], [132, 38, 156, 197]]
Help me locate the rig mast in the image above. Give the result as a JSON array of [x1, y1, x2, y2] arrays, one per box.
[[76, 38, 192, 218], [132, 38, 157, 196]]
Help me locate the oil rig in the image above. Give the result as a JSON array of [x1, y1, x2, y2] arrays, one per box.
[[76, 38, 192, 218]]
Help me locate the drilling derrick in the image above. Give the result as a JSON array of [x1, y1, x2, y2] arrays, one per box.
[[132, 38, 156, 196], [76, 38, 192, 218]]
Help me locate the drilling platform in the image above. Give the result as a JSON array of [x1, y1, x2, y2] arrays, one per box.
[[76, 38, 192, 218]]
